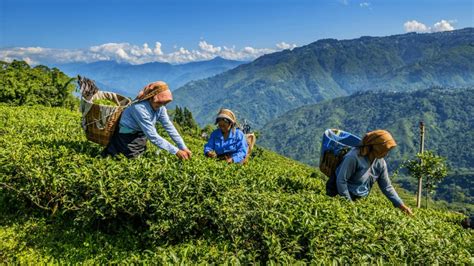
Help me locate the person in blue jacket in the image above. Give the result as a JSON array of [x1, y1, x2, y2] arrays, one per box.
[[204, 109, 248, 164]]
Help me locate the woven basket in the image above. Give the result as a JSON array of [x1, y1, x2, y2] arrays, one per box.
[[319, 129, 361, 177], [81, 91, 131, 146], [242, 133, 256, 164]]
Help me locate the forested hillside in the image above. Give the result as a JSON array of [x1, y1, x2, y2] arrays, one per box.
[[171, 28, 474, 127]]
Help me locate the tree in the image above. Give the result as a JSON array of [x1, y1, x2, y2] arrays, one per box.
[[183, 107, 198, 130], [404, 151, 449, 208], [173, 106, 184, 125], [172, 106, 199, 135], [0, 60, 78, 109]]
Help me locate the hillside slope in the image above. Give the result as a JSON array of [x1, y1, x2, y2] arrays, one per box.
[[260, 87, 474, 168], [0, 105, 472, 263], [171, 28, 474, 127]]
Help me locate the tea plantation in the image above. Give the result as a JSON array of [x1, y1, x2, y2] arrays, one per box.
[[0, 104, 472, 264]]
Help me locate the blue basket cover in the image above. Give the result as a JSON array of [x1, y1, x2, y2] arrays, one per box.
[[320, 129, 361, 160]]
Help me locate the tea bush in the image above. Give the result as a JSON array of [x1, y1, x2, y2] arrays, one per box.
[[0, 104, 472, 263]]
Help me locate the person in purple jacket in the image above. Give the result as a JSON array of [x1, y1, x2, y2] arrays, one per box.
[[204, 109, 248, 164]]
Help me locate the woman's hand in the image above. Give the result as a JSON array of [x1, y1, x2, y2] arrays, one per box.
[[399, 204, 413, 215], [183, 148, 192, 158], [176, 149, 191, 160], [224, 155, 233, 163], [206, 150, 217, 158]]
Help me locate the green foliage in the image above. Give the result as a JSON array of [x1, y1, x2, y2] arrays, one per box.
[[171, 28, 474, 127], [172, 106, 199, 135], [0, 104, 472, 263], [92, 98, 118, 106], [200, 124, 215, 139], [404, 151, 449, 195], [0, 60, 79, 110]]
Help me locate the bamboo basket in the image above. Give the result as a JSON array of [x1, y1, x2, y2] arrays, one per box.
[[81, 91, 131, 146]]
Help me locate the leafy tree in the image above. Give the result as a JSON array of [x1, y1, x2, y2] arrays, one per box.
[[404, 151, 449, 208], [172, 106, 199, 135], [0, 60, 79, 110], [183, 107, 198, 130]]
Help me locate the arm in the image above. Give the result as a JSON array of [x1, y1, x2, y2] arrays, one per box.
[[158, 107, 187, 150], [231, 131, 248, 163], [336, 155, 357, 201], [377, 160, 404, 208], [204, 131, 216, 156], [130, 104, 179, 154]]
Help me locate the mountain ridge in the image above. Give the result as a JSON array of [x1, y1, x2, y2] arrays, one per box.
[[171, 28, 474, 128], [54, 57, 246, 96]]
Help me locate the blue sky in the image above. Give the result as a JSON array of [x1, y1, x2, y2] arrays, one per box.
[[0, 0, 472, 64]]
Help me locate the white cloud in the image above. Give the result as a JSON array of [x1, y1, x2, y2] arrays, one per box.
[[276, 42, 297, 50], [153, 42, 163, 55], [199, 41, 222, 53], [404, 20, 430, 33], [404, 19, 455, 33], [359, 2, 370, 8], [0, 41, 299, 65], [432, 20, 455, 32]]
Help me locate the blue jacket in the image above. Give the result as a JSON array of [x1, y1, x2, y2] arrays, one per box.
[[204, 128, 248, 163]]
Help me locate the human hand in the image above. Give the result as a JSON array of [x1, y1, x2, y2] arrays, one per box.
[[206, 150, 217, 158], [176, 149, 190, 160], [224, 155, 233, 163], [399, 204, 413, 215], [183, 148, 192, 158]]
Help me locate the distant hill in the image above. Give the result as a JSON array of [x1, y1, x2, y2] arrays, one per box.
[[55, 56, 245, 96], [260, 87, 473, 168], [171, 28, 474, 128], [259, 87, 474, 205]]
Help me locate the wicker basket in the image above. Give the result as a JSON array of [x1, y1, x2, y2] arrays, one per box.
[[319, 129, 361, 177], [243, 133, 256, 164], [81, 91, 131, 146]]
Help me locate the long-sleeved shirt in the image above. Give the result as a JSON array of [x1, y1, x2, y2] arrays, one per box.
[[119, 101, 187, 155], [335, 148, 403, 207], [204, 128, 248, 163]]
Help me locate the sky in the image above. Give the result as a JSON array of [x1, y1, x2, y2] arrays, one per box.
[[0, 0, 473, 65]]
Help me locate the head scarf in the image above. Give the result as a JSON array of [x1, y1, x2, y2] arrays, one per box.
[[135, 81, 170, 102], [215, 109, 237, 132], [359, 130, 397, 158], [215, 109, 237, 125]]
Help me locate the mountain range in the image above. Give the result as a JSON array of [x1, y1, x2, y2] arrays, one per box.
[[54, 56, 245, 96], [170, 28, 474, 128], [259, 87, 473, 169]]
